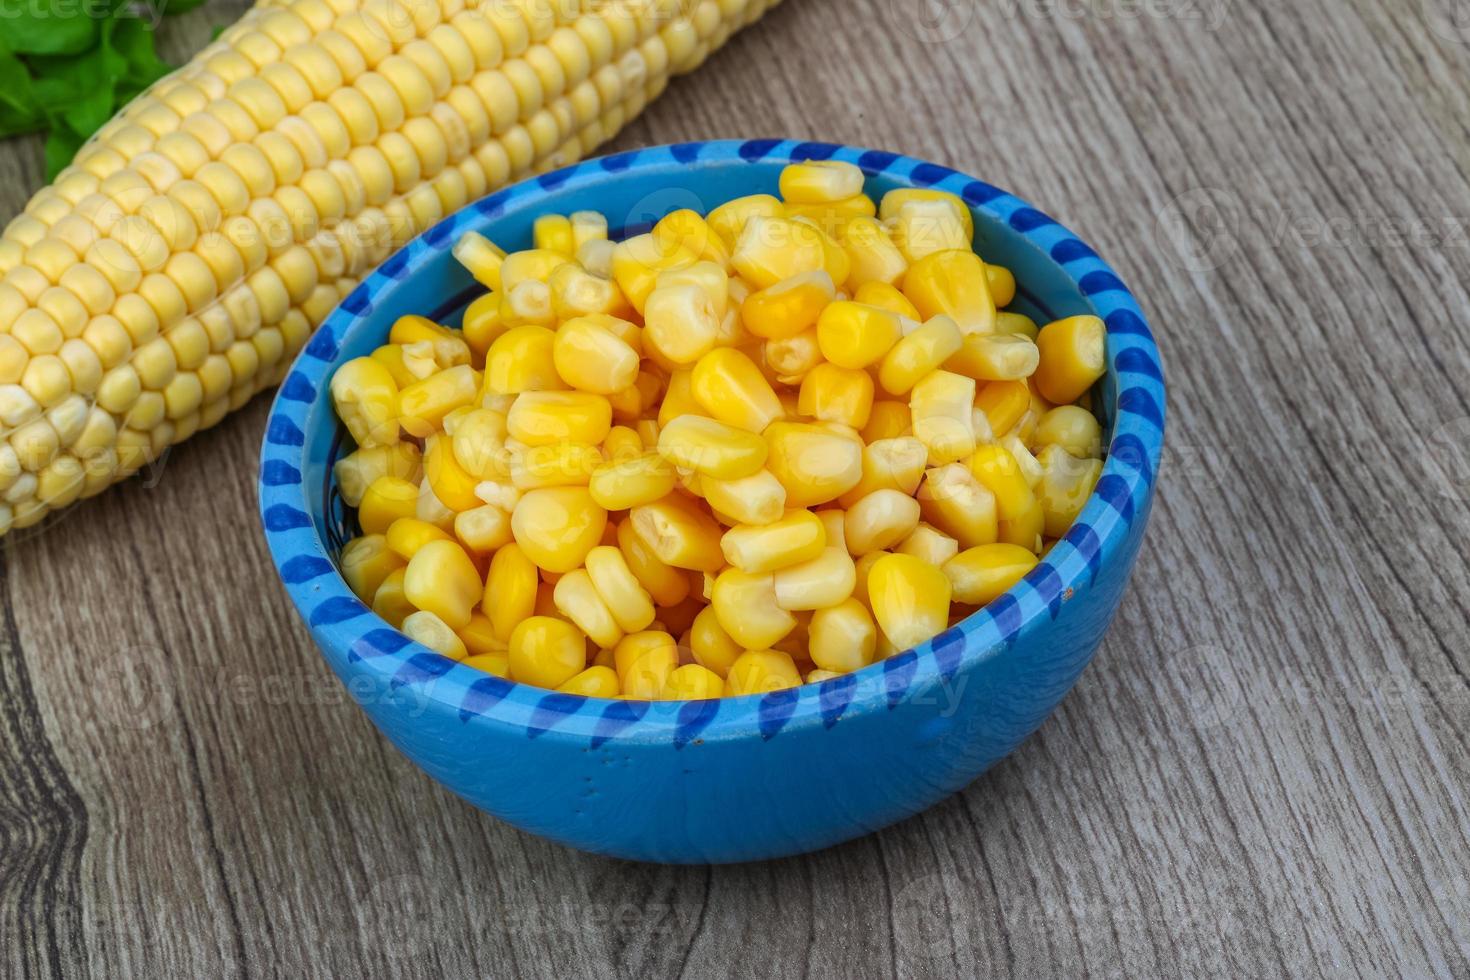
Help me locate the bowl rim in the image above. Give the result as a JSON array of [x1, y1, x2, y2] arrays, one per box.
[[258, 139, 1166, 747]]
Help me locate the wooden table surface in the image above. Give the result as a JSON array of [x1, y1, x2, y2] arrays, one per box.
[[3, 0, 1468, 976]]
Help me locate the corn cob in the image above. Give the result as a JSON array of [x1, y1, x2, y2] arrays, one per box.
[[0, 0, 781, 535]]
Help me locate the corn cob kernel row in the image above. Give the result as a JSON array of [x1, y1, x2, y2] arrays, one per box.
[[0, 0, 781, 535], [327, 161, 1110, 698]]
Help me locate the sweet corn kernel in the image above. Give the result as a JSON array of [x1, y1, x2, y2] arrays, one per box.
[[740, 270, 834, 340], [731, 215, 826, 289], [707, 193, 783, 249], [507, 440, 602, 490], [720, 508, 826, 574], [643, 280, 722, 365], [945, 332, 1039, 381], [690, 604, 742, 677], [902, 250, 995, 335], [451, 408, 511, 480], [552, 315, 638, 393], [341, 533, 405, 601], [452, 230, 505, 290], [968, 443, 1037, 521], [918, 463, 999, 548], [763, 421, 864, 508], [484, 542, 538, 641], [896, 522, 960, 567], [845, 489, 922, 555], [867, 553, 952, 651], [661, 663, 725, 700], [699, 468, 786, 526], [798, 362, 873, 429], [399, 363, 477, 436], [510, 486, 606, 573], [330, 356, 400, 447], [711, 568, 797, 650], [1034, 315, 1107, 405], [837, 216, 908, 289], [943, 543, 1039, 605], [402, 538, 481, 630], [457, 613, 506, 659], [862, 401, 912, 443], [910, 370, 976, 464], [1004, 435, 1045, 489], [588, 452, 675, 510], [558, 665, 619, 697], [509, 616, 585, 688], [584, 545, 656, 634], [807, 598, 876, 674], [996, 311, 1039, 340], [815, 301, 903, 369], [424, 432, 483, 511], [690, 347, 783, 433], [657, 414, 767, 480], [879, 315, 964, 396], [385, 517, 451, 561], [402, 609, 469, 659], [763, 329, 824, 384], [779, 160, 864, 203], [725, 649, 801, 696], [372, 568, 414, 628], [629, 495, 724, 572], [1034, 404, 1103, 458], [617, 518, 690, 607], [614, 630, 678, 699], [553, 568, 623, 649], [987, 265, 1016, 307], [1035, 444, 1103, 537], [454, 503, 513, 554], [485, 324, 562, 394], [879, 189, 974, 238], [610, 234, 696, 314], [890, 199, 971, 263], [359, 475, 419, 533], [772, 547, 855, 611], [533, 214, 575, 255]]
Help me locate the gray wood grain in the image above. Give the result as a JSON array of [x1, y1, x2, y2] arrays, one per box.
[[2, 0, 1468, 976]]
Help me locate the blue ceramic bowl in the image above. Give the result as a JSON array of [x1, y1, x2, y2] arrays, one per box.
[[258, 140, 1165, 864]]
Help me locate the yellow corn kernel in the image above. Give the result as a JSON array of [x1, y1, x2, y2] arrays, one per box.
[[416, 479, 457, 532], [372, 567, 415, 628], [340, 533, 405, 602], [796, 216, 852, 288], [629, 495, 724, 572], [457, 613, 506, 660], [423, 433, 482, 511], [388, 316, 471, 368], [690, 605, 742, 678], [945, 332, 1039, 382], [725, 649, 801, 696], [986, 264, 1016, 307], [614, 630, 679, 699], [499, 248, 572, 292], [1034, 405, 1104, 458], [657, 414, 767, 480], [450, 407, 511, 480], [998, 497, 1045, 553], [797, 363, 872, 429], [943, 543, 1039, 605], [902, 250, 995, 336], [330, 356, 399, 447], [653, 210, 729, 269], [1034, 315, 1107, 405], [398, 363, 477, 437], [569, 211, 607, 251], [484, 542, 538, 642], [1036, 444, 1103, 537], [837, 215, 908, 289], [720, 508, 826, 573], [454, 503, 513, 555], [370, 345, 417, 389], [510, 486, 606, 573], [772, 547, 856, 611], [707, 193, 783, 250], [584, 545, 656, 634], [508, 616, 585, 689], [553, 568, 623, 649], [402, 536, 481, 630], [551, 315, 638, 394], [452, 230, 505, 290], [878, 316, 964, 396], [610, 234, 696, 314], [975, 380, 1032, 438], [867, 553, 952, 651], [784, 196, 878, 237], [763, 329, 824, 385], [709, 566, 797, 651], [763, 421, 864, 508], [896, 522, 960, 566], [506, 390, 611, 446], [811, 508, 845, 552], [485, 324, 562, 394], [996, 311, 1039, 340], [384, 517, 451, 561], [731, 215, 826, 289], [836, 437, 926, 510], [358, 475, 419, 534], [690, 347, 782, 433], [507, 440, 604, 490], [401, 610, 469, 660], [460, 292, 505, 362], [1003, 435, 1045, 489], [808, 598, 877, 674], [500, 279, 555, 328], [844, 489, 923, 556], [739, 270, 834, 340], [548, 263, 623, 320], [910, 370, 976, 464], [643, 280, 722, 366], [890, 199, 971, 263], [779, 160, 864, 203], [655, 368, 701, 428], [969, 443, 1037, 521], [661, 663, 725, 700], [617, 518, 690, 608], [815, 301, 903, 370], [860, 401, 909, 442], [602, 425, 643, 462], [918, 463, 999, 548], [700, 468, 786, 526], [879, 189, 974, 237], [533, 214, 575, 255], [588, 452, 675, 510], [850, 281, 913, 322], [558, 665, 619, 697]]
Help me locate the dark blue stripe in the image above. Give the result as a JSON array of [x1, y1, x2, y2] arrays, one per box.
[[818, 673, 857, 729], [1051, 239, 1097, 263], [757, 688, 799, 740], [791, 141, 839, 161], [738, 138, 781, 161], [260, 460, 300, 486], [910, 162, 957, 186], [857, 150, 899, 174], [590, 700, 647, 749], [883, 651, 919, 709], [390, 652, 455, 689], [526, 692, 585, 738], [281, 554, 333, 584], [458, 675, 512, 721], [309, 595, 367, 627], [670, 142, 702, 163], [673, 698, 720, 749], [263, 503, 310, 531], [1080, 271, 1128, 295], [1010, 207, 1056, 232], [280, 374, 315, 402], [266, 416, 304, 447]]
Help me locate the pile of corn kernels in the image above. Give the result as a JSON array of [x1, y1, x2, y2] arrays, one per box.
[[329, 160, 1107, 699]]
